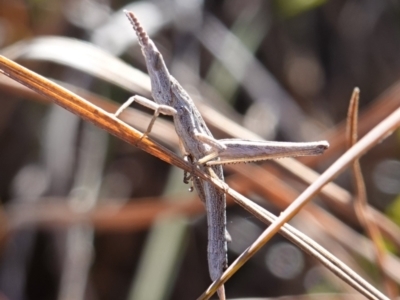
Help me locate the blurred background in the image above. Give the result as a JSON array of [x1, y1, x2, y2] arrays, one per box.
[[0, 0, 400, 299]]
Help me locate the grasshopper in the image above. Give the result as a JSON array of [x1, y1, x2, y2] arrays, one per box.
[[118, 11, 329, 300]]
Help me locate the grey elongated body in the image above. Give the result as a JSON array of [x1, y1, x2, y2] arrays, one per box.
[[124, 11, 228, 299], [122, 11, 329, 300]]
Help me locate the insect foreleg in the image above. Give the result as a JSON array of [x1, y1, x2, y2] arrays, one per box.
[[194, 133, 227, 164], [114, 95, 177, 138]]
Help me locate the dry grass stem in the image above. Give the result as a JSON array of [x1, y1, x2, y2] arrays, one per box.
[[300, 81, 400, 167], [199, 104, 400, 299], [3, 44, 399, 252], [226, 163, 400, 283], [0, 56, 392, 300], [346, 88, 398, 298]]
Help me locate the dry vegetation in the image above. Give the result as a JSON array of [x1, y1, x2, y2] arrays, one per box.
[[0, 1, 400, 300]]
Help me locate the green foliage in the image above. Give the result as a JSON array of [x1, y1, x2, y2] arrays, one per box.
[[274, 0, 327, 18], [386, 194, 400, 226]]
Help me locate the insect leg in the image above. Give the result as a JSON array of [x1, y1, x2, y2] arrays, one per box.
[[114, 95, 176, 139], [194, 133, 227, 165]]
